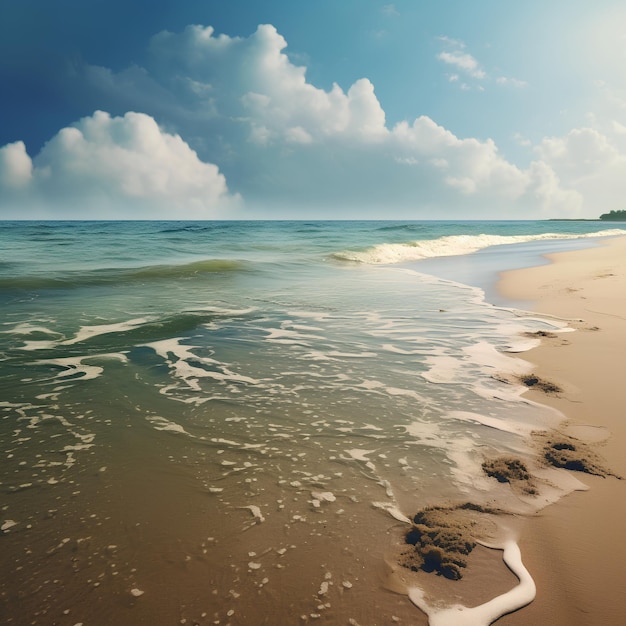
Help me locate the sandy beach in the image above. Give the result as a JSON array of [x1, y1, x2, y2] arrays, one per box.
[[3, 223, 626, 625], [497, 235, 626, 626]]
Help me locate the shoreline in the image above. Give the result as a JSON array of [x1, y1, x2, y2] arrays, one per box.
[[3, 224, 625, 625], [496, 235, 626, 625]]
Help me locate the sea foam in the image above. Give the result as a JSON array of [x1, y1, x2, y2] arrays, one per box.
[[332, 229, 626, 264], [409, 540, 536, 626]]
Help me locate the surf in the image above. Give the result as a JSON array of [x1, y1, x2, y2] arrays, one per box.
[[331, 229, 626, 264]]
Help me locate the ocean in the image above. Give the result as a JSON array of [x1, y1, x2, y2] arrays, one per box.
[[1, 220, 624, 625]]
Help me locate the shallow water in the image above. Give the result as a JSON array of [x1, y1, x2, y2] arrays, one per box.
[[1, 221, 623, 625]]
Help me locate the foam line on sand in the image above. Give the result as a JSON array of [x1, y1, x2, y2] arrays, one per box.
[[408, 540, 535, 626]]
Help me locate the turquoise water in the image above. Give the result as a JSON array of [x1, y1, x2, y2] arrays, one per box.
[[1, 220, 623, 625]]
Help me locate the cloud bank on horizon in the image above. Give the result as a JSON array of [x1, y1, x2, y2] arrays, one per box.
[[1, 3, 625, 219]]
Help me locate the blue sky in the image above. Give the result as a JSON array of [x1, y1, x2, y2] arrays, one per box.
[[1, 0, 625, 219]]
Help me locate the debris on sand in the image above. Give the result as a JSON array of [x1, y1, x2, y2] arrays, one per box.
[[519, 374, 562, 394], [534, 432, 622, 479], [482, 457, 538, 495], [399, 503, 502, 580], [522, 330, 559, 339]]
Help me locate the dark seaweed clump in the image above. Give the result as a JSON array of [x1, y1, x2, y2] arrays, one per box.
[[520, 374, 562, 394], [544, 440, 604, 475], [400, 503, 500, 580], [482, 457, 538, 495], [535, 432, 622, 479], [523, 330, 558, 339]]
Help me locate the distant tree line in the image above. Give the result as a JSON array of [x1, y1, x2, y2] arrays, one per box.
[[599, 210, 626, 221]]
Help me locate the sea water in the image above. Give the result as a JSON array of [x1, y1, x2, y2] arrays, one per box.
[[0, 220, 623, 625]]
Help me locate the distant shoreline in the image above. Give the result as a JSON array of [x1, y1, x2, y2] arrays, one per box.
[[548, 218, 626, 222]]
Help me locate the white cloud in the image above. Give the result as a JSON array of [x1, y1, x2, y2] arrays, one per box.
[[532, 126, 626, 214], [436, 36, 466, 49], [285, 126, 314, 144], [536, 127, 622, 181], [513, 132, 532, 147], [0, 141, 33, 189], [526, 160, 584, 216], [612, 120, 626, 134], [496, 76, 528, 88], [437, 38, 527, 92], [6, 23, 626, 219], [437, 51, 486, 79], [150, 24, 388, 145], [141, 24, 539, 214], [0, 111, 240, 218]]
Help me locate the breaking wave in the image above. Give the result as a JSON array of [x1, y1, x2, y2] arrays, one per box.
[[332, 229, 626, 264]]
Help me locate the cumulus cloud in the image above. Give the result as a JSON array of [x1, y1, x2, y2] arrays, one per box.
[[5, 22, 624, 219], [537, 127, 621, 177], [150, 24, 388, 144], [533, 126, 626, 214], [139, 24, 543, 215], [0, 142, 33, 189], [613, 120, 626, 134], [0, 111, 239, 218]]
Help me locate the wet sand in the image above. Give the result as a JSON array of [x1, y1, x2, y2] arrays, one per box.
[[4, 233, 626, 626], [497, 235, 626, 626]]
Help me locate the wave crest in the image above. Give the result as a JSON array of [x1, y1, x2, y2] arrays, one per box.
[[331, 229, 626, 264]]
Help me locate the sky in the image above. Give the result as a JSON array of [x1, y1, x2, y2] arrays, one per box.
[[1, 0, 625, 220]]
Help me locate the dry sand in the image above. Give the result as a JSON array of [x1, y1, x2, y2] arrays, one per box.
[[496, 234, 626, 626]]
